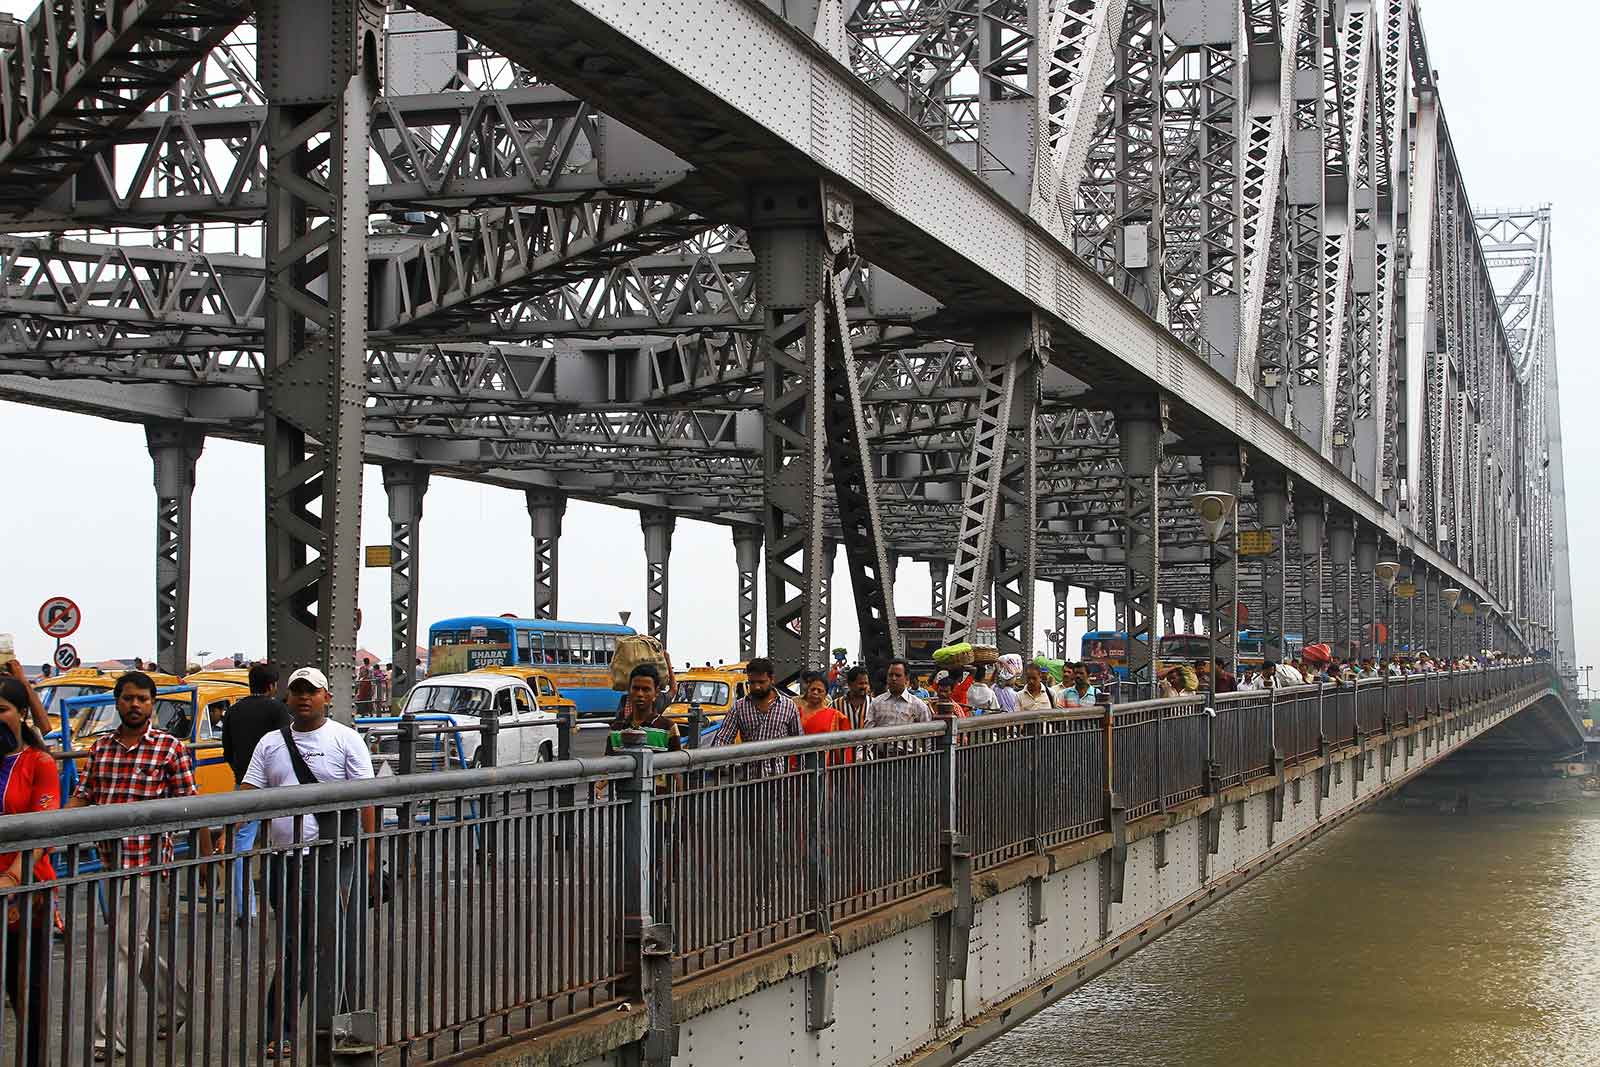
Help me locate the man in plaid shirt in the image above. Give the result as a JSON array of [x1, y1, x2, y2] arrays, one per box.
[[67, 671, 211, 1059], [711, 658, 801, 745]]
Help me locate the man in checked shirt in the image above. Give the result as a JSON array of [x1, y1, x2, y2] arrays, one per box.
[[710, 658, 801, 746], [66, 671, 213, 1060]]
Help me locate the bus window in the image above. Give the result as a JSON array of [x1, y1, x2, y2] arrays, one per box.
[[598, 636, 614, 664], [517, 629, 536, 665]]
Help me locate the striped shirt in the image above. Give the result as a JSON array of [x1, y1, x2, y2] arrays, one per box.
[[711, 692, 802, 746], [831, 692, 872, 730]]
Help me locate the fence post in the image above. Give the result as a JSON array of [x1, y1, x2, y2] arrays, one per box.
[[1102, 697, 1126, 909], [684, 703, 706, 750], [1204, 693, 1222, 855], [479, 705, 499, 769], [555, 711, 576, 848], [803, 748, 834, 1031], [1268, 687, 1285, 826], [934, 713, 970, 1028], [618, 732, 675, 1064], [1317, 683, 1331, 801]]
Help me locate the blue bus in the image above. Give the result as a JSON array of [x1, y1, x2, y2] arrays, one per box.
[[426, 616, 636, 716]]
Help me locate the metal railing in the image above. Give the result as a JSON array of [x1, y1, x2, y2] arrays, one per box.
[[0, 665, 1548, 1067]]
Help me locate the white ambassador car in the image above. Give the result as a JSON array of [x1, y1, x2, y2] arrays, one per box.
[[371, 672, 559, 772]]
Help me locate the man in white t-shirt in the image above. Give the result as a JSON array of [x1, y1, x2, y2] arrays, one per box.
[[239, 666, 375, 1057]]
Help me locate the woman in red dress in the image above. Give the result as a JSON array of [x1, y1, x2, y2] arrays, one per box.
[[0, 672, 58, 1067], [797, 672, 852, 765]]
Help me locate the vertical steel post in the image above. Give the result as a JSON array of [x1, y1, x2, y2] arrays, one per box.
[[752, 180, 897, 682], [146, 424, 203, 676], [525, 489, 566, 620], [1355, 527, 1379, 662], [383, 464, 428, 698], [1116, 397, 1165, 699], [817, 538, 837, 666], [1053, 581, 1071, 659], [1203, 446, 1243, 672], [618, 735, 674, 1063], [732, 525, 762, 661], [640, 509, 675, 644], [931, 559, 950, 620], [259, 0, 382, 719]]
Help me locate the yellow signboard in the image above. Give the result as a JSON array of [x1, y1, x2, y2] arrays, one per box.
[[1073, 606, 1089, 617], [428, 642, 511, 675], [1238, 529, 1276, 556], [1395, 582, 1417, 599], [364, 545, 393, 568], [1460, 601, 1476, 616]]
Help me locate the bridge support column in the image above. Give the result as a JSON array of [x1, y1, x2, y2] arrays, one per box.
[[1418, 567, 1434, 657], [383, 464, 429, 696], [259, 0, 382, 717], [1203, 446, 1244, 672], [945, 314, 1044, 649], [146, 424, 204, 675], [1116, 397, 1165, 699], [1327, 513, 1355, 661], [525, 490, 566, 620], [1161, 603, 1176, 639], [751, 180, 897, 681], [1355, 527, 1379, 662], [1295, 497, 1325, 646], [930, 559, 950, 619], [641, 510, 675, 644], [992, 339, 1041, 657], [1083, 587, 1100, 634], [732, 526, 761, 661], [1052, 582, 1071, 659], [1256, 470, 1290, 663], [817, 538, 837, 666]]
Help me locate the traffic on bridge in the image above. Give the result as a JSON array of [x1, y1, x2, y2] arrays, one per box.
[[0, 0, 1582, 1065]]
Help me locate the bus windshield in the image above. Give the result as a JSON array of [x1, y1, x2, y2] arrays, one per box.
[[1158, 635, 1214, 662]]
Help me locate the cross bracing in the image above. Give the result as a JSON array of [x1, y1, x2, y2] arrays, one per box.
[[0, 0, 1568, 693]]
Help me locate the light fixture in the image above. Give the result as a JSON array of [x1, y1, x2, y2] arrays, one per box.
[[1189, 491, 1237, 543], [1442, 587, 1461, 610], [1375, 561, 1401, 591]]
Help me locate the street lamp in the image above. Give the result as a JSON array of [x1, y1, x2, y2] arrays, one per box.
[[1190, 490, 1237, 707], [1442, 587, 1461, 709]]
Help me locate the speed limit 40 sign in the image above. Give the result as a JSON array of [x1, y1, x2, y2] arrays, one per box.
[[53, 643, 79, 670], [38, 597, 81, 639]]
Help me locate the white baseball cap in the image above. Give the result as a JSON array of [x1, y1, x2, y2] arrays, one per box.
[[286, 666, 330, 691]]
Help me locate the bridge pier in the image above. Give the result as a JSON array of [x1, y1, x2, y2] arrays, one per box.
[[384, 464, 429, 695], [1327, 512, 1356, 659], [1355, 526, 1379, 661], [145, 424, 204, 675], [525, 489, 566, 620], [732, 525, 761, 661], [1116, 396, 1164, 698], [258, 0, 381, 717], [1256, 470, 1290, 662], [1296, 496, 1325, 647], [640, 509, 675, 644]]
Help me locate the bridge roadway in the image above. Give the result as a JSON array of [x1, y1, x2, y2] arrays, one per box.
[[0, 666, 1574, 1067]]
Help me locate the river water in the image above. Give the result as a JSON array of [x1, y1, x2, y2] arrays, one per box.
[[965, 802, 1600, 1067]]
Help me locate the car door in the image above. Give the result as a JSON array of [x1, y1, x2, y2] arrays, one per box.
[[511, 684, 554, 762], [492, 685, 522, 766]]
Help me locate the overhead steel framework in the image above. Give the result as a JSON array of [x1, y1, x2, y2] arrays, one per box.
[[0, 0, 1571, 700]]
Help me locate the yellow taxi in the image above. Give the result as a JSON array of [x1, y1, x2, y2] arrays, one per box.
[[183, 666, 251, 688], [472, 665, 578, 715], [37, 666, 184, 734], [663, 662, 748, 731], [62, 678, 250, 796]]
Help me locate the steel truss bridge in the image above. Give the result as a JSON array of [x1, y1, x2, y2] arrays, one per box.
[[0, 0, 1573, 707]]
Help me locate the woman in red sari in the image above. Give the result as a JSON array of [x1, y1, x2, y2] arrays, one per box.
[[797, 672, 852, 764], [0, 671, 57, 1067]]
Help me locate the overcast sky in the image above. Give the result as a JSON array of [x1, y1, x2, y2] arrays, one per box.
[[1, 1, 1593, 678]]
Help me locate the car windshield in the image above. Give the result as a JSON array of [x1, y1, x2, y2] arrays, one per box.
[[75, 697, 196, 742], [404, 685, 494, 716], [673, 680, 730, 706]]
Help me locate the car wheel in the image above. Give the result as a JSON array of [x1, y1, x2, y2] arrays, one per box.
[[537, 742, 554, 764]]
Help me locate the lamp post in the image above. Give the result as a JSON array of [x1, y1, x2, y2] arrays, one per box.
[[1190, 490, 1237, 708], [1375, 562, 1400, 664], [1442, 587, 1461, 710]]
